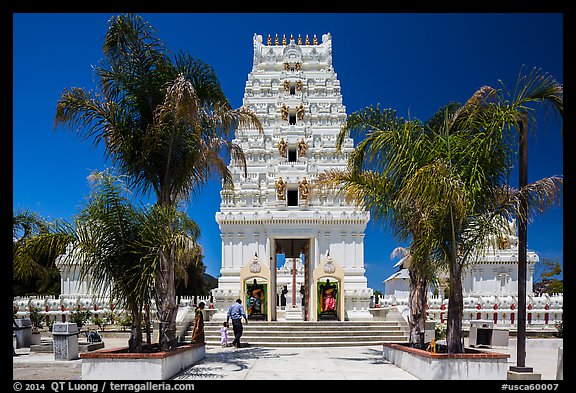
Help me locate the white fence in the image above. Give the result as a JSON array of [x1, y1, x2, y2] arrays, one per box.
[[14, 292, 562, 327], [376, 293, 563, 327], [13, 295, 215, 325]]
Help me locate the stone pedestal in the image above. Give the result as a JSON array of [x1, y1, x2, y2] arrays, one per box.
[[52, 322, 79, 360], [285, 306, 304, 321], [14, 318, 32, 348]]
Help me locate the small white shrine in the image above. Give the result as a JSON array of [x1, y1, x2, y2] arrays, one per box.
[[383, 220, 538, 299], [210, 33, 373, 321]]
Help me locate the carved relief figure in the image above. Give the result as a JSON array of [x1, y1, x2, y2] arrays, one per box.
[[299, 177, 309, 200], [298, 138, 307, 157], [281, 104, 289, 121], [275, 177, 286, 200], [297, 103, 305, 121], [277, 137, 288, 158]]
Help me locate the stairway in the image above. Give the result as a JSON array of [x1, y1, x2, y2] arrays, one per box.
[[181, 320, 410, 347]]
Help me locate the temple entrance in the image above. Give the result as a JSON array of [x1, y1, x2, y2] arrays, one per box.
[[274, 238, 311, 321]]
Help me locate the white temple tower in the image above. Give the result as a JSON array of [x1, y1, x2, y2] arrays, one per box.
[[211, 33, 373, 321]]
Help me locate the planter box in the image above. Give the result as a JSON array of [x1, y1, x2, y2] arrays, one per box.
[[383, 343, 510, 380], [30, 333, 42, 345], [81, 342, 205, 380]]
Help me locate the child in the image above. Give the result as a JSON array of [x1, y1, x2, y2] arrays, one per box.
[[220, 321, 229, 347]]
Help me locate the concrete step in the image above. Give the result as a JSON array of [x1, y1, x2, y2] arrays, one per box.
[[201, 340, 408, 348], [181, 320, 410, 347], [195, 335, 407, 343], [203, 329, 406, 337]]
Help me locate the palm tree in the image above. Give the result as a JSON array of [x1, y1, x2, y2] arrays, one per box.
[[319, 67, 562, 354], [20, 169, 204, 353], [13, 209, 50, 280], [317, 107, 440, 348], [397, 71, 562, 354], [54, 14, 261, 350], [13, 209, 73, 288]]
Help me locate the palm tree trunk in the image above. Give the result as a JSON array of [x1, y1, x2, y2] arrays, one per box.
[[128, 303, 143, 353], [408, 268, 427, 348], [445, 204, 465, 354], [144, 303, 152, 351], [155, 249, 178, 351], [446, 259, 464, 354]]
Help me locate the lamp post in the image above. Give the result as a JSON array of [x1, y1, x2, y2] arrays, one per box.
[[510, 121, 532, 373]]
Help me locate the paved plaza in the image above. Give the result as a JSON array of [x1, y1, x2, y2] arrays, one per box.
[[13, 336, 561, 380]]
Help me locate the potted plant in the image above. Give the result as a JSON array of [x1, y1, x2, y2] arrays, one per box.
[[29, 307, 45, 345]]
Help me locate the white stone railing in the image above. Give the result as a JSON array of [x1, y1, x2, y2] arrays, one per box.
[[13, 294, 223, 325], [376, 293, 563, 328], [177, 295, 213, 308]]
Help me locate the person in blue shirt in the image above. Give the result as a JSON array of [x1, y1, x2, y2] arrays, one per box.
[[227, 299, 248, 348]]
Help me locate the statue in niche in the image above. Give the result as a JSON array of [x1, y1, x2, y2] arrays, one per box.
[[295, 62, 302, 71], [275, 177, 286, 200], [299, 177, 309, 200], [498, 236, 510, 250], [281, 104, 289, 121], [277, 137, 288, 158], [298, 138, 307, 156], [296, 80, 303, 92], [246, 279, 266, 320], [297, 103, 305, 120], [319, 279, 338, 320], [283, 80, 290, 91], [284, 62, 290, 71]]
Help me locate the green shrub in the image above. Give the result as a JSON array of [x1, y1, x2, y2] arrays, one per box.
[[435, 323, 447, 340], [119, 313, 132, 331], [69, 308, 92, 328]]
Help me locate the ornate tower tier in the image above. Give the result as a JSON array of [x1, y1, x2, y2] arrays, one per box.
[[211, 33, 373, 321]]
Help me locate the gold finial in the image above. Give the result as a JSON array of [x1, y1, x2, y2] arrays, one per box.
[[275, 34, 279, 45], [305, 34, 310, 45], [297, 34, 302, 45], [313, 34, 318, 45], [290, 34, 294, 42], [282, 34, 287, 45], [267, 34, 272, 46]]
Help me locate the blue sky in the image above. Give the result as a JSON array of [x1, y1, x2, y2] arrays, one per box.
[[12, 13, 564, 292]]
